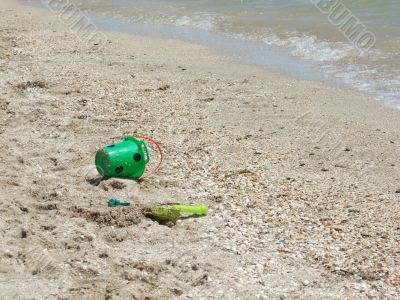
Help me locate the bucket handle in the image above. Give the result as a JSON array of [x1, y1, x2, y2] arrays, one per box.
[[140, 139, 150, 164], [135, 135, 163, 182]]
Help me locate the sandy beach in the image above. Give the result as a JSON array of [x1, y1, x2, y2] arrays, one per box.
[[0, 0, 399, 298]]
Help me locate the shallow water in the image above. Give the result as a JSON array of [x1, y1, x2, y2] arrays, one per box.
[[27, 0, 400, 108]]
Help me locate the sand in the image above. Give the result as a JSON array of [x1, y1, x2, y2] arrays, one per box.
[[0, 0, 399, 299]]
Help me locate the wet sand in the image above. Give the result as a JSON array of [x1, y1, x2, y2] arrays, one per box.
[[0, 0, 399, 298]]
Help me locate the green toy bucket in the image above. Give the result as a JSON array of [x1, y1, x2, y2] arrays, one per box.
[[95, 136, 150, 180]]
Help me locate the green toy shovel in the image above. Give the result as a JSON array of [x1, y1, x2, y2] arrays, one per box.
[[145, 204, 208, 224]]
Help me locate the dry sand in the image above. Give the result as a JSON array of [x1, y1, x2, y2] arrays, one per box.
[[0, 0, 399, 299]]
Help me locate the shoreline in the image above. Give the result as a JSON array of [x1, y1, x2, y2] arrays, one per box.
[[24, 0, 400, 110], [1, 0, 399, 298]]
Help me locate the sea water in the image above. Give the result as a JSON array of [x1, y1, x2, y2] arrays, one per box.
[[26, 0, 400, 109]]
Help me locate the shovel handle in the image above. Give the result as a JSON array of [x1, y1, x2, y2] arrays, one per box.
[[172, 205, 208, 216]]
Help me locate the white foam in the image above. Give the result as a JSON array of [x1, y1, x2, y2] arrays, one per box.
[[175, 15, 215, 31], [262, 32, 355, 62], [261, 31, 400, 108]]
